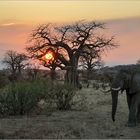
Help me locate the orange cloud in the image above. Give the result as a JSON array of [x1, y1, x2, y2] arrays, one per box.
[[1, 23, 15, 26]]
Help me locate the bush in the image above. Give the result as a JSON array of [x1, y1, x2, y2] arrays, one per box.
[[51, 83, 76, 110], [0, 80, 52, 116], [0, 72, 9, 88], [0, 79, 78, 116]]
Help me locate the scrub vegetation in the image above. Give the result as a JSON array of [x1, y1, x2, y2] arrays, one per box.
[[0, 78, 140, 139]]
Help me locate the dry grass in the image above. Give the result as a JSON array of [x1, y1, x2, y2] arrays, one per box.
[[0, 87, 140, 139]]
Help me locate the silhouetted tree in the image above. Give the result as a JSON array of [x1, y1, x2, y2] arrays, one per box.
[[136, 59, 140, 65], [79, 46, 105, 79], [37, 48, 58, 80], [2, 50, 28, 81], [26, 63, 40, 80], [43, 60, 57, 80], [26, 21, 116, 87]]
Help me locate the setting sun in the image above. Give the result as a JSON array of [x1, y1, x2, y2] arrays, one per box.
[[45, 52, 54, 61]]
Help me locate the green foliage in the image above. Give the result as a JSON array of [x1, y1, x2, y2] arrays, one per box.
[[51, 83, 76, 110], [0, 79, 77, 116], [0, 80, 52, 116], [0, 131, 5, 139], [0, 72, 9, 88]]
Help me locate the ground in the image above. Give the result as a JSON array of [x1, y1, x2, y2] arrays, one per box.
[[0, 87, 140, 139]]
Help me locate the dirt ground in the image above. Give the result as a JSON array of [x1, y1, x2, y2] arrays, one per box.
[[0, 87, 140, 139]]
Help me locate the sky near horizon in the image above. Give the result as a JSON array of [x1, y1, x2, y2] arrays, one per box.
[[0, 1, 140, 67]]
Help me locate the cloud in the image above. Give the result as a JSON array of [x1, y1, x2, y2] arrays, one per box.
[[1, 23, 15, 26]]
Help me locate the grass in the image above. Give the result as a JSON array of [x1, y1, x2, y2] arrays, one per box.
[[0, 85, 140, 139]]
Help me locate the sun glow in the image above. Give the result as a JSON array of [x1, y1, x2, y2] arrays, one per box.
[[44, 52, 54, 61]]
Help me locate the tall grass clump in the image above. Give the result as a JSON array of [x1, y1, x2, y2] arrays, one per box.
[[0, 79, 52, 116]]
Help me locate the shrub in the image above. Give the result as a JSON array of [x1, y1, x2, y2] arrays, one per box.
[[0, 79, 78, 116], [0, 72, 9, 88], [0, 80, 52, 116], [51, 83, 76, 110], [92, 82, 100, 90]]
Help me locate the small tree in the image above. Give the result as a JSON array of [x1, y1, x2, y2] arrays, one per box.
[[2, 50, 28, 81], [16, 54, 28, 75], [44, 61, 57, 81], [39, 49, 58, 80], [27, 21, 117, 87], [26, 63, 40, 80], [136, 59, 140, 65], [79, 46, 105, 79]]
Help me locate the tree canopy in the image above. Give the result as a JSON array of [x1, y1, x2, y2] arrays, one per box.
[[26, 21, 117, 87]]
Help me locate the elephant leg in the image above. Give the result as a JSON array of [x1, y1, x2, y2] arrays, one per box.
[[126, 93, 132, 110], [127, 94, 138, 127], [137, 104, 140, 123]]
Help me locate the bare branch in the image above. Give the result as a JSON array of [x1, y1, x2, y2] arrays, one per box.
[[26, 20, 117, 73]]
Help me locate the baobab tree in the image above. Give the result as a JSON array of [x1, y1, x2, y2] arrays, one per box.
[[26, 21, 117, 87], [2, 50, 28, 81], [79, 46, 105, 79]]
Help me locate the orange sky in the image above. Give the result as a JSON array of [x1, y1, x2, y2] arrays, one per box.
[[0, 1, 140, 67]]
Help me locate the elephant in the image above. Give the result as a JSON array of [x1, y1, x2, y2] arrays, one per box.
[[111, 69, 140, 127]]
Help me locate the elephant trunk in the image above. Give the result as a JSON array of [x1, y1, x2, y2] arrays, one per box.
[[111, 90, 119, 122]]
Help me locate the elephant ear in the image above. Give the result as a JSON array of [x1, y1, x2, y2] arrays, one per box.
[[129, 73, 140, 94]]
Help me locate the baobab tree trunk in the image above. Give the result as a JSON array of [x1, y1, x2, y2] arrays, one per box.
[[65, 67, 79, 87], [65, 57, 81, 88], [49, 64, 57, 81], [87, 69, 93, 80], [50, 68, 56, 81]]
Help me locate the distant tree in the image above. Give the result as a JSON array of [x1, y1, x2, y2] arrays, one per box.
[[43, 60, 57, 80], [26, 21, 117, 87], [26, 62, 40, 80], [16, 54, 28, 75], [136, 59, 140, 65], [79, 46, 105, 79], [38, 49, 58, 80], [2, 50, 28, 81]]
